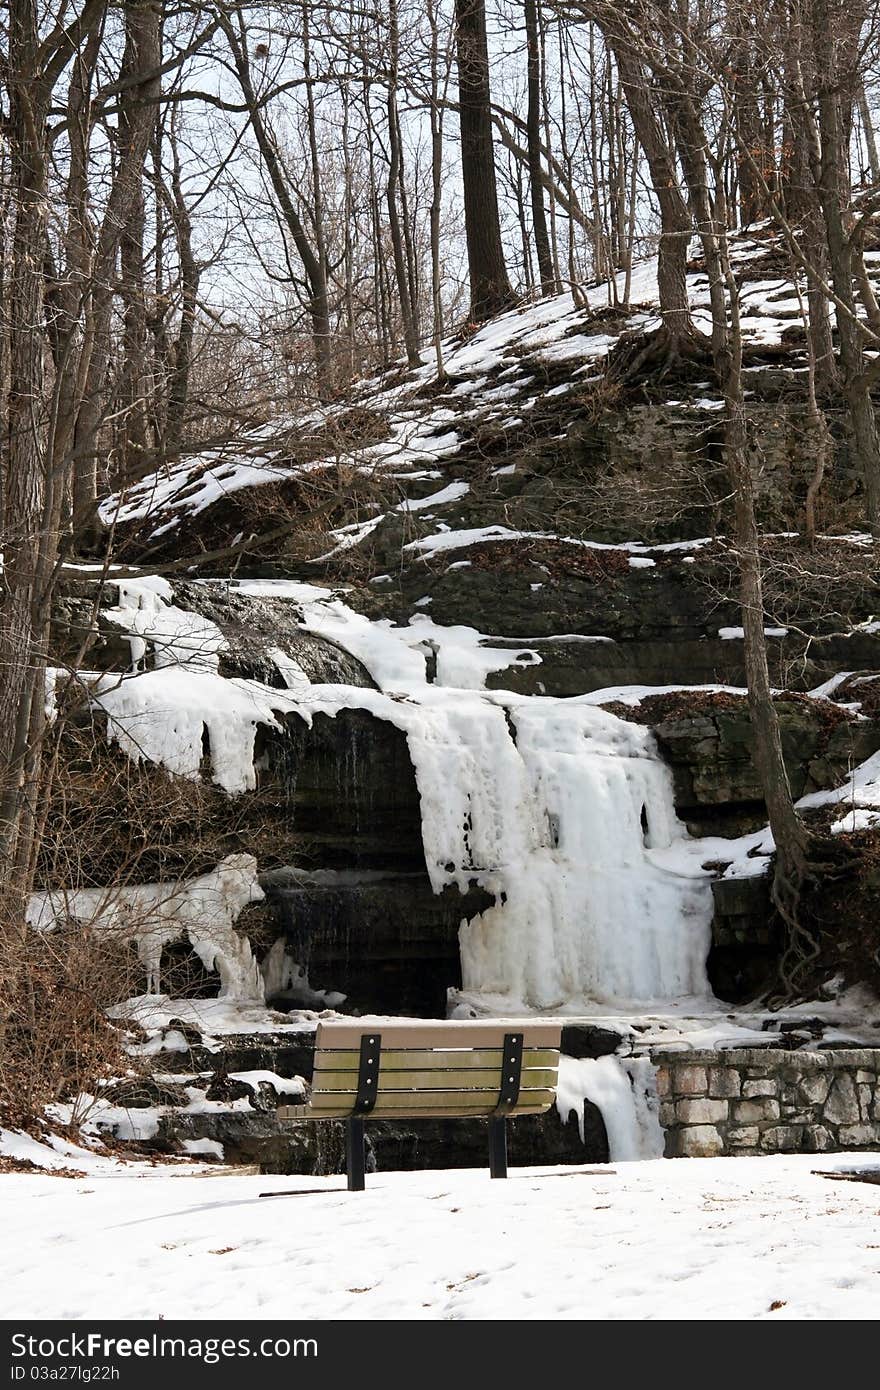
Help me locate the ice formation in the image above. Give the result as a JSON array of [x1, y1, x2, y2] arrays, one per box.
[[449, 700, 713, 1009], [28, 853, 265, 1001], [86, 579, 717, 1013], [260, 938, 346, 1008], [555, 1054, 665, 1160]]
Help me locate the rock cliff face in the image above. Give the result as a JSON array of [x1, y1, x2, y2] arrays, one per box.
[[35, 239, 880, 1167], [45, 569, 880, 1016]]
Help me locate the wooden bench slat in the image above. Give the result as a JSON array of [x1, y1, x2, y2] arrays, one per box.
[[370, 1102, 551, 1119], [313, 1047, 560, 1070], [312, 1066, 559, 1092], [279, 1103, 551, 1121], [307, 1088, 557, 1114], [313, 1021, 562, 1049]]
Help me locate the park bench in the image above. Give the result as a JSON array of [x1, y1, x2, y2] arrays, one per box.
[[277, 1019, 562, 1190]]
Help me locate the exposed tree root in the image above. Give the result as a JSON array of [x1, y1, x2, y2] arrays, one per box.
[[771, 833, 865, 1002], [606, 322, 713, 384]]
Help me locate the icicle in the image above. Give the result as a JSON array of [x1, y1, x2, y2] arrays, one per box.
[[555, 1055, 664, 1160]]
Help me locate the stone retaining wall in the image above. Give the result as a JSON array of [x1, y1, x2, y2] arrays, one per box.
[[651, 1048, 880, 1157]]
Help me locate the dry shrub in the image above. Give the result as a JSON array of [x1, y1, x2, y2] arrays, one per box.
[[0, 921, 144, 1128], [605, 689, 859, 732], [463, 538, 630, 581], [39, 717, 315, 887], [706, 536, 880, 637]]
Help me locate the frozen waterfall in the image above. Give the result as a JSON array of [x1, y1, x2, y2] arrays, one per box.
[[281, 583, 716, 1012], [93, 578, 716, 1014], [399, 695, 714, 1011]]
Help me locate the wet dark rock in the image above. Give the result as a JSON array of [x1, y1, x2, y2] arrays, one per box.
[[151, 1031, 316, 1079], [100, 1077, 192, 1108], [560, 1025, 625, 1059], [154, 1098, 606, 1173], [653, 700, 880, 837], [173, 582, 374, 689]]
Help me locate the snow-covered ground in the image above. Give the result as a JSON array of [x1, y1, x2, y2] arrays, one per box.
[[1, 1153, 877, 1319]]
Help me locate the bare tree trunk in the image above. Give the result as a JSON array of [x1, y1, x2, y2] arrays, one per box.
[[301, 2, 334, 387], [525, 0, 555, 292], [0, 1, 49, 915], [387, 0, 422, 365], [427, 0, 447, 377], [119, 166, 150, 473], [782, 26, 839, 393], [667, 86, 814, 951], [858, 84, 880, 183], [588, 24, 607, 285], [1, 0, 107, 923], [454, 0, 515, 320], [163, 117, 200, 459], [732, 24, 766, 225], [613, 45, 697, 344], [808, 0, 880, 532], [73, 0, 161, 532], [340, 78, 358, 381]]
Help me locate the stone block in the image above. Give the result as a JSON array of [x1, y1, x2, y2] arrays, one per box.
[[859, 1086, 873, 1119], [856, 1070, 879, 1084], [742, 1079, 777, 1099], [727, 1126, 759, 1147], [824, 1075, 860, 1126], [674, 1066, 708, 1097], [781, 1110, 812, 1125], [839, 1124, 878, 1147], [678, 1125, 725, 1157], [760, 1125, 804, 1152], [676, 1098, 728, 1125], [802, 1125, 835, 1153], [659, 1102, 676, 1128], [731, 1098, 780, 1124], [798, 1075, 830, 1106], [708, 1067, 741, 1098], [655, 1067, 671, 1098]]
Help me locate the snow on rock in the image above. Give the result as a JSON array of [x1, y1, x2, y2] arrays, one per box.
[[103, 576, 223, 671], [98, 229, 880, 565], [402, 525, 717, 563], [798, 748, 880, 815], [28, 854, 265, 1002], [93, 665, 290, 793], [110, 993, 333, 1036], [556, 1055, 665, 1160], [718, 625, 789, 640], [182, 1138, 224, 1160], [227, 1071, 307, 1099]]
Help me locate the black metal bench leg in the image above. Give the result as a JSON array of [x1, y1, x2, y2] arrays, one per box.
[[488, 1116, 508, 1179], [346, 1117, 366, 1191]]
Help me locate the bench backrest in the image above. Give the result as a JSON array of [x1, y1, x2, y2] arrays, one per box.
[[308, 1020, 562, 1119]]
